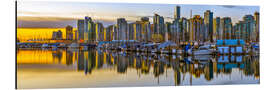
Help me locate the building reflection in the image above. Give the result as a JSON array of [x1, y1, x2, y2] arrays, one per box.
[[17, 49, 260, 85], [52, 50, 63, 63], [66, 50, 73, 65], [77, 50, 259, 85]]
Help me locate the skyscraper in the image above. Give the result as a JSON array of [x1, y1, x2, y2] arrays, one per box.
[[153, 14, 165, 42], [153, 14, 165, 34], [141, 17, 151, 42], [220, 17, 232, 39], [171, 19, 180, 44], [165, 22, 172, 41], [117, 18, 128, 40], [233, 22, 241, 39], [105, 25, 114, 41], [153, 14, 159, 34], [171, 6, 182, 44], [204, 10, 214, 42], [66, 25, 73, 40], [127, 23, 134, 40], [213, 17, 221, 41], [243, 15, 256, 42], [239, 21, 246, 40], [84, 16, 92, 43], [180, 18, 188, 42], [95, 22, 104, 41], [232, 14, 257, 43], [83, 16, 96, 43], [174, 6, 181, 20], [128, 22, 139, 41], [190, 15, 204, 42], [77, 20, 84, 42], [74, 30, 78, 41], [112, 25, 118, 41], [52, 30, 62, 40], [254, 12, 260, 42]]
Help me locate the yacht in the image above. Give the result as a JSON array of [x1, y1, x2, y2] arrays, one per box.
[[188, 45, 216, 55]]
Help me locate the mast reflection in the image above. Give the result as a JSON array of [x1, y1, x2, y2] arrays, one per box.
[[17, 49, 260, 85]]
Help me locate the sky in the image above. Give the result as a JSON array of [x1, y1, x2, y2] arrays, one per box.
[[17, 1, 259, 28]]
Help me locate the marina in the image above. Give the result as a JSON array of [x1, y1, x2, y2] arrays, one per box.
[[17, 39, 259, 56], [16, 2, 260, 89]]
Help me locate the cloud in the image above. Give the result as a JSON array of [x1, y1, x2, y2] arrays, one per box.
[[17, 11, 42, 15], [17, 16, 117, 28], [17, 15, 175, 28], [16, 12, 175, 28], [220, 5, 238, 8], [17, 16, 77, 28], [18, 16, 77, 22]]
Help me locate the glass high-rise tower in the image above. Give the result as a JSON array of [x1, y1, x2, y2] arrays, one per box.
[[174, 6, 181, 20]]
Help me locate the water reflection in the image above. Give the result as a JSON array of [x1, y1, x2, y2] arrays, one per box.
[[17, 49, 259, 87]]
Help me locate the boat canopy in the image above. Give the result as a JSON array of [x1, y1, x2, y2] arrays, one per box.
[[199, 45, 211, 49], [143, 43, 156, 47], [216, 39, 245, 46], [157, 41, 177, 49], [111, 40, 138, 42]]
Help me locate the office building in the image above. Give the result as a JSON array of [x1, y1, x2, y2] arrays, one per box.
[[117, 18, 128, 40], [204, 10, 213, 42], [174, 6, 181, 20], [66, 25, 73, 40], [77, 20, 84, 42], [52, 30, 62, 40]]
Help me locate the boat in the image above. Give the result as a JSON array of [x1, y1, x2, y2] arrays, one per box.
[[68, 43, 79, 48], [193, 55, 212, 61], [252, 44, 259, 54], [188, 45, 216, 55], [177, 49, 183, 54], [41, 43, 50, 48], [160, 49, 169, 54], [216, 39, 245, 55]]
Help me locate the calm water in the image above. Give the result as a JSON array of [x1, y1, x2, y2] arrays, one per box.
[[17, 49, 260, 89]]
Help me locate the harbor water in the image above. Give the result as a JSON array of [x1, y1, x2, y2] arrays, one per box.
[[17, 48, 260, 89]]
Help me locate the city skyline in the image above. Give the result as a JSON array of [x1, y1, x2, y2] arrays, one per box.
[[16, 1, 260, 88], [17, 1, 259, 28]]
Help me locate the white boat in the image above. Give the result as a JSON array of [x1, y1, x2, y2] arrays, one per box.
[[151, 49, 157, 53], [188, 45, 215, 55], [177, 50, 183, 54], [172, 49, 176, 54], [41, 44, 49, 48], [161, 49, 169, 54], [252, 44, 259, 54], [68, 43, 79, 48], [136, 48, 140, 52], [194, 55, 212, 61]]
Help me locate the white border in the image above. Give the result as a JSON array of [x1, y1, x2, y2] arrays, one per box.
[[1, 0, 270, 90]]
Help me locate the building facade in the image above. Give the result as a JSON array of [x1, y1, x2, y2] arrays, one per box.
[[204, 10, 213, 42], [66, 25, 73, 40], [77, 20, 84, 41], [52, 30, 62, 40]]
